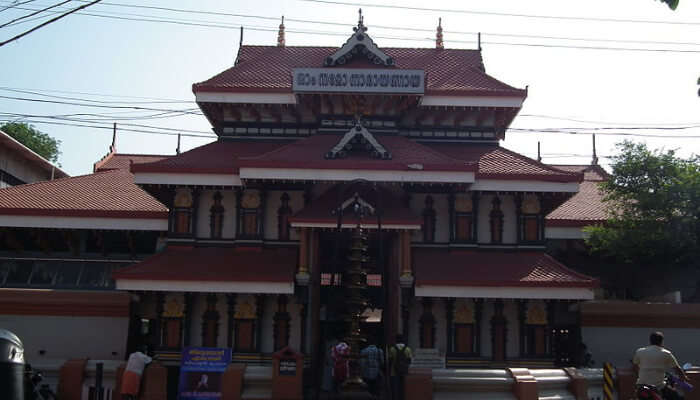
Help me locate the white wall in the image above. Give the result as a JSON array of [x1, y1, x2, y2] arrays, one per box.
[[0, 314, 128, 361], [583, 327, 700, 368], [0, 146, 52, 185]]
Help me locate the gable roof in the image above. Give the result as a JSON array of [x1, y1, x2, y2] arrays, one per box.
[[237, 134, 475, 172], [0, 169, 167, 219], [546, 164, 608, 227], [94, 153, 170, 172], [425, 143, 583, 182], [193, 45, 525, 97], [0, 129, 68, 179]]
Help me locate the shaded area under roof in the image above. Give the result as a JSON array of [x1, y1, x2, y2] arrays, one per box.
[[290, 183, 421, 227]]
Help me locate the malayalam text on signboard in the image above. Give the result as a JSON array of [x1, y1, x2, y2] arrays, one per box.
[[292, 68, 425, 94], [178, 347, 231, 400]]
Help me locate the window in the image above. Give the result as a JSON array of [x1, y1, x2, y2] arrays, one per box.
[[422, 196, 436, 243], [520, 195, 542, 243], [273, 295, 290, 350], [210, 192, 225, 239], [277, 193, 292, 241], [172, 188, 193, 235], [238, 191, 262, 238], [453, 194, 475, 242], [201, 294, 219, 347], [489, 197, 504, 244], [234, 320, 255, 352]]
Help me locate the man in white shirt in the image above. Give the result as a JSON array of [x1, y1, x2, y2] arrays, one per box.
[[121, 350, 153, 400], [633, 331, 688, 399]]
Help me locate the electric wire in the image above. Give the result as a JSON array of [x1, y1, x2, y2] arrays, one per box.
[[2, 2, 700, 53], [0, 0, 69, 29], [299, 0, 700, 26]]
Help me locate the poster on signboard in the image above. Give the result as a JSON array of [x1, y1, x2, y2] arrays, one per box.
[[178, 347, 231, 400]]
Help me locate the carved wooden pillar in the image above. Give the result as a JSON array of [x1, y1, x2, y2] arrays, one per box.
[[518, 300, 527, 358], [298, 228, 309, 275], [154, 292, 164, 351], [309, 228, 322, 397], [400, 230, 412, 278], [547, 300, 556, 357], [234, 189, 243, 237], [184, 293, 193, 347], [475, 299, 483, 356], [448, 191, 455, 242], [273, 295, 291, 351], [277, 192, 292, 241], [202, 294, 220, 347], [472, 191, 480, 242], [226, 294, 236, 348], [255, 294, 265, 353], [489, 197, 504, 244], [515, 194, 523, 243], [445, 298, 455, 354], [491, 300, 507, 362], [299, 302, 307, 354], [401, 289, 411, 342], [419, 298, 436, 349]]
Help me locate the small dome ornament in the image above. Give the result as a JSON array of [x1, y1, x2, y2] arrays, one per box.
[[277, 16, 285, 47], [436, 17, 444, 50]]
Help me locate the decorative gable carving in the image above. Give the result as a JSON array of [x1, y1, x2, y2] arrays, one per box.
[[325, 121, 391, 160], [324, 11, 394, 67]]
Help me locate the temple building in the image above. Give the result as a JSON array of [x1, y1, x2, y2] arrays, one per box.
[[0, 13, 603, 395]]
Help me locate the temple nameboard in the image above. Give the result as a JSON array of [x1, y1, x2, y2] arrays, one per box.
[[293, 68, 424, 94]]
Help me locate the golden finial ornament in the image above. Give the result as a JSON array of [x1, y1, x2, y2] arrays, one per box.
[[277, 16, 285, 47], [436, 17, 444, 50]]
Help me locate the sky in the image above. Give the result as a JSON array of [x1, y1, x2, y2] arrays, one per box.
[[0, 0, 698, 176]]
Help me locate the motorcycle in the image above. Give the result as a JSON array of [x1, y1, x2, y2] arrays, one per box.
[[637, 363, 694, 400], [24, 365, 57, 400]]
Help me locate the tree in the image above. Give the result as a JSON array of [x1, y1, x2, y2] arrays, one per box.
[[0, 122, 61, 163], [657, 0, 679, 10], [584, 141, 699, 295]]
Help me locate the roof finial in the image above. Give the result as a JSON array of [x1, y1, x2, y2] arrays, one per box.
[[110, 122, 117, 153], [478, 32, 482, 51], [436, 18, 444, 50], [277, 16, 285, 47], [591, 133, 598, 165], [354, 8, 367, 32], [176, 134, 181, 155], [537, 141, 542, 162]]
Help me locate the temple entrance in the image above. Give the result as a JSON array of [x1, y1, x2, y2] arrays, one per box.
[[314, 229, 393, 397]]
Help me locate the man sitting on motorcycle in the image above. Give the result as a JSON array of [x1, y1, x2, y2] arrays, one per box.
[[633, 331, 689, 399]]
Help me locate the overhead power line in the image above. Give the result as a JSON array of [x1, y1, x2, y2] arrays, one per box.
[[0, 94, 203, 115], [0, 0, 37, 13], [0, 118, 216, 138], [0, 0, 102, 47], [0, 87, 194, 104], [2, 2, 700, 53], [0, 0, 69, 29], [0, 85, 194, 103], [299, 0, 700, 26]]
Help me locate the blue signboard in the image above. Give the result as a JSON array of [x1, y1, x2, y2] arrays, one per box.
[[178, 347, 231, 400]]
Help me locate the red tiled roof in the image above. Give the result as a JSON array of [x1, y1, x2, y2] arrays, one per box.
[[549, 164, 609, 182], [425, 143, 583, 182], [238, 135, 475, 172], [290, 184, 421, 226], [193, 46, 526, 97], [113, 246, 296, 282], [413, 248, 597, 288], [131, 140, 292, 174], [94, 153, 170, 172], [546, 165, 608, 227], [0, 169, 168, 218]]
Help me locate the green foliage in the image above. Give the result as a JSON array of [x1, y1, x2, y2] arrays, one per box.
[[0, 122, 61, 163], [658, 0, 679, 10], [584, 141, 699, 270]]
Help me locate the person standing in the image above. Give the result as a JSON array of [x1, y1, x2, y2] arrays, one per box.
[[389, 334, 412, 400], [121, 350, 153, 400], [633, 331, 689, 400], [360, 342, 384, 399]]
